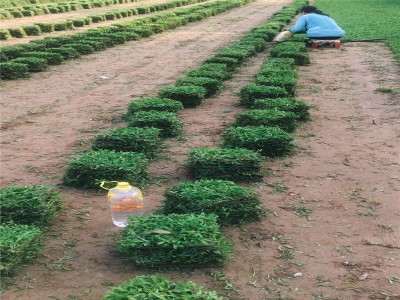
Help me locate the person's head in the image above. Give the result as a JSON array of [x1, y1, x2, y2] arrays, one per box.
[[300, 5, 328, 16], [300, 6, 318, 13]]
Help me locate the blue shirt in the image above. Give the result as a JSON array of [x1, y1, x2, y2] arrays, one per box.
[[288, 13, 345, 38]]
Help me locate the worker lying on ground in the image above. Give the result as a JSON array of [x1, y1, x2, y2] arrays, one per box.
[[274, 6, 345, 42]]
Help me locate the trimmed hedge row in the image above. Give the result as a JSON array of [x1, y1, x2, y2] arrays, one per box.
[[0, 0, 142, 20], [0, 0, 256, 79], [1, 0, 209, 39]]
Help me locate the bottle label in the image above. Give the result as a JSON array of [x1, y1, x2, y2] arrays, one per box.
[[111, 198, 143, 211]]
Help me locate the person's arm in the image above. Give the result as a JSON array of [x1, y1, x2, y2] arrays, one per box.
[[288, 16, 307, 34]]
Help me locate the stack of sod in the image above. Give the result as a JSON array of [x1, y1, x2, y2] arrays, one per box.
[[127, 111, 183, 138], [62, 150, 149, 189], [253, 98, 310, 121], [175, 76, 223, 97], [269, 41, 310, 66], [233, 109, 298, 132], [223, 126, 295, 157], [0, 224, 42, 275], [103, 275, 222, 300], [185, 148, 264, 181], [0, 185, 63, 226], [160, 179, 266, 226], [127, 97, 184, 114], [157, 85, 207, 108], [116, 213, 232, 267], [255, 73, 297, 96], [239, 84, 288, 108], [202, 57, 240, 72], [91, 127, 162, 157]]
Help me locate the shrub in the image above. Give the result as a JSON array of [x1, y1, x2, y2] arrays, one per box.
[[10, 57, 48, 72], [0, 185, 63, 226], [186, 147, 264, 181], [62, 150, 149, 189], [103, 275, 222, 300], [0, 62, 30, 80], [0, 224, 42, 275], [233, 109, 298, 132], [92, 127, 162, 157], [223, 126, 295, 157], [23, 51, 64, 65], [252, 98, 310, 121], [175, 76, 222, 97], [21, 25, 41, 36], [158, 85, 206, 108], [239, 84, 288, 107], [8, 27, 27, 38], [116, 213, 232, 267], [161, 179, 266, 225], [35, 23, 54, 33], [0, 29, 11, 40], [127, 111, 183, 138], [127, 98, 184, 114]]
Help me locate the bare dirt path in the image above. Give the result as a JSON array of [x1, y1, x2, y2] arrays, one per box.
[[1, 0, 400, 299]]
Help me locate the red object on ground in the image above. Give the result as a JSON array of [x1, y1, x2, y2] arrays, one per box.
[[308, 39, 341, 48]]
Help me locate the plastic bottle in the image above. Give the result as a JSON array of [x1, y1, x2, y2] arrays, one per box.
[[100, 181, 144, 228], [273, 30, 294, 42]]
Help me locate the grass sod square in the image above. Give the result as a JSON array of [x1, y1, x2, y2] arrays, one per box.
[[91, 127, 162, 157], [186, 68, 232, 81], [252, 98, 311, 121], [175, 76, 222, 97], [161, 179, 266, 226], [233, 109, 298, 132], [103, 275, 222, 299], [127, 111, 183, 138], [127, 98, 184, 115], [158, 85, 207, 108], [0, 185, 63, 226], [62, 150, 149, 189], [203, 56, 240, 72], [239, 84, 288, 108], [223, 126, 295, 157], [254, 75, 297, 96], [185, 147, 264, 182], [262, 57, 297, 68], [116, 213, 232, 267], [0, 224, 42, 275]]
